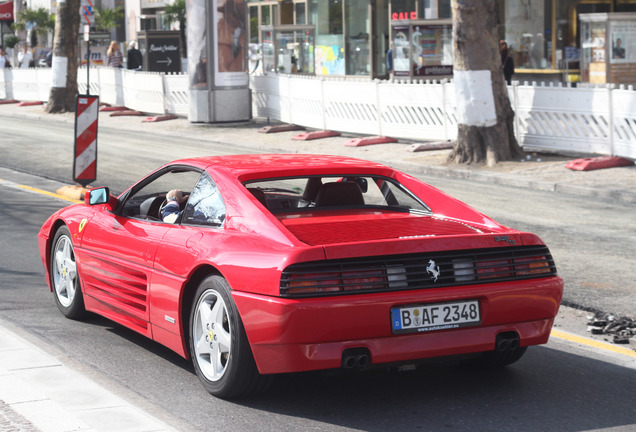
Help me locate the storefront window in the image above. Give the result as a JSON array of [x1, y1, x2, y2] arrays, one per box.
[[261, 5, 271, 25], [392, 21, 452, 78], [311, 0, 345, 75], [249, 6, 259, 44], [390, 0, 418, 20], [503, 0, 554, 70], [277, 27, 315, 73], [296, 2, 307, 25], [345, 0, 370, 75], [261, 25, 315, 74]]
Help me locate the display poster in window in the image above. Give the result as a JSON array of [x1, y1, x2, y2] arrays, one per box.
[[411, 24, 453, 77], [213, 0, 248, 87], [188, 0, 208, 89], [392, 25, 410, 77], [609, 20, 636, 63]]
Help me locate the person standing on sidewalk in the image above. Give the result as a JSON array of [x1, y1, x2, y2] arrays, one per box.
[[18, 45, 33, 68], [127, 41, 143, 70], [500, 40, 514, 85], [0, 47, 11, 68], [107, 41, 123, 68]]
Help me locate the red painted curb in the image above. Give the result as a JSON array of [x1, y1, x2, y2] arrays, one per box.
[[18, 101, 44, 106], [344, 136, 398, 147], [406, 141, 455, 152], [258, 124, 305, 133], [142, 114, 178, 122], [566, 156, 634, 171], [0, 99, 19, 105], [110, 110, 145, 117], [99, 106, 128, 112], [292, 130, 341, 141]]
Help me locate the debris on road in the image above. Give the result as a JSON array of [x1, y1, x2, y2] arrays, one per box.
[[587, 314, 636, 345]]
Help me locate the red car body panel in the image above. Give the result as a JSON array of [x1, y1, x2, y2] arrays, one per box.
[[38, 154, 564, 374]]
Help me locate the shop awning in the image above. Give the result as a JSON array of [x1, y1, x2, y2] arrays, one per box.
[[0, 1, 14, 21]]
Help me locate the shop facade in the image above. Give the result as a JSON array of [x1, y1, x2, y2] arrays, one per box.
[[246, 0, 636, 84]]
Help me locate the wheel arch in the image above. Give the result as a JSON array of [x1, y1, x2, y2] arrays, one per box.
[[180, 264, 224, 359], [43, 219, 72, 288]]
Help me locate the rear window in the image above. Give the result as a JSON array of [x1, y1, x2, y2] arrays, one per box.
[[243, 176, 430, 214]]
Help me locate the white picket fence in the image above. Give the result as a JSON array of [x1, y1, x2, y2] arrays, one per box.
[[1, 67, 635, 159]]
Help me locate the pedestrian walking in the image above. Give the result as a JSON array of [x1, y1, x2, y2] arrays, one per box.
[[126, 41, 143, 70], [106, 41, 123, 68]]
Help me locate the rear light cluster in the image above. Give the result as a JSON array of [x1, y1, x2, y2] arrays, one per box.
[[280, 246, 556, 297]]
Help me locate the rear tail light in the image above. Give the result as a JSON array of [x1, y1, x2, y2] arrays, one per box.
[[281, 246, 557, 297], [515, 256, 551, 276]]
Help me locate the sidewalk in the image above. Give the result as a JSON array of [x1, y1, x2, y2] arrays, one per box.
[[0, 102, 635, 204], [0, 318, 177, 432]]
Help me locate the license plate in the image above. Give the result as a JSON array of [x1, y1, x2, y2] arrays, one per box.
[[391, 300, 480, 334]]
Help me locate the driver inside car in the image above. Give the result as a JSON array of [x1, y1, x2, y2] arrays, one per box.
[[162, 189, 188, 223]]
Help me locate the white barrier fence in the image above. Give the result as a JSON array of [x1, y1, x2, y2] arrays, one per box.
[[1, 67, 635, 159], [0, 67, 190, 116], [250, 74, 636, 160]]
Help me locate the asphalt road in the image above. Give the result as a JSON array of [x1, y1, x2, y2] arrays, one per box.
[[1, 115, 635, 431], [0, 180, 635, 431]]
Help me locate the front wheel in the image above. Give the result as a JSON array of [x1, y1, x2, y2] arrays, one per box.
[[189, 275, 270, 398], [50, 225, 86, 319]]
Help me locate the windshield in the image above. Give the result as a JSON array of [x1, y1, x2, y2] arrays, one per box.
[[244, 175, 430, 214]]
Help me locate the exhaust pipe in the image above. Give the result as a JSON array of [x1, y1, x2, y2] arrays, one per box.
[[495, 332, 521, 352], [341, 348, 371, 369]]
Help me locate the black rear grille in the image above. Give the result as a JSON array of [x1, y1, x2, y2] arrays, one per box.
[[280, 245, 557, 297]]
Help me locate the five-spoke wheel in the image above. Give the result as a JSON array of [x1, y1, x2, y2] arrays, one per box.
[[191, 287, 232, 382], [50, 226, 86, 319], [189, 275, 270, 398]]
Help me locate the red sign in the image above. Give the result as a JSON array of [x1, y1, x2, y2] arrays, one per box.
[[73, 95, 99, 186], [392, 11, 417, 20], [0, 1, 14, 21]]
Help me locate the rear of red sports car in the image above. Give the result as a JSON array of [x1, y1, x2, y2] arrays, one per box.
[[231, 164, 564, 376]]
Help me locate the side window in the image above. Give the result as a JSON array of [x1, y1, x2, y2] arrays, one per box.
[[182, 172, 225, 226], [119, 168, 201, 221]]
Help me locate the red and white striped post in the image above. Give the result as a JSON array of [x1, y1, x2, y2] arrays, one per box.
[[73, 95, 99, 187]]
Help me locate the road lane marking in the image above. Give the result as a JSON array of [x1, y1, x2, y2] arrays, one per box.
[[0, 178, 82, 204], [551, 329, 636, 358]]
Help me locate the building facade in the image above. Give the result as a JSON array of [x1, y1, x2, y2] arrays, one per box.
[[246, 0, 636, 83]]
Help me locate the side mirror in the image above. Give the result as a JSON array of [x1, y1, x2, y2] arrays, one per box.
[[85, 187, 110, 206]]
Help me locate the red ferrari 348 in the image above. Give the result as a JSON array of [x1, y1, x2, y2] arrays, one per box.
[[38, 154, 563, 398]]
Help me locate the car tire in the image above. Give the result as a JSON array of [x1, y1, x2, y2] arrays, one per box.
[[50, 225, 87, 319], [189, 275, 270, 398]]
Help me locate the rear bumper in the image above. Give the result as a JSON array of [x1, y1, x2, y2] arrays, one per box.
[[232, 276, 563, 374], [250, 318, 553, 374]]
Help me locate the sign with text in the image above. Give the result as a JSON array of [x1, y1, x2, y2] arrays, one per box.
[[147, 36, 181, 73]]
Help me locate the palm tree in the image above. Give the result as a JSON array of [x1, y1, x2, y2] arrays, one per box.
[[11, 7, 55, 47], [94, 6, 124, 32], [164, 0, 187, 58]]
